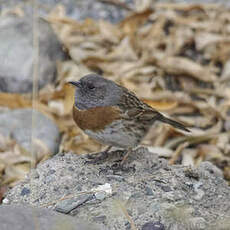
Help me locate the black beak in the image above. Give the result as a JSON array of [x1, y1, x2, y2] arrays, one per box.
[[68, 81, 81, 88]]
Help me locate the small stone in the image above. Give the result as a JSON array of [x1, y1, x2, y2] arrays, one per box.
[[2, 198, 9, 204], [193, 181, 203, 190], [55, 194, 94, 214], [20, 188, 31, 196], [47, 169, 56, 176], [193, 182, 205, 201], [145, 186, 154, 196], [193, 189, 205, 201], [155, 182, 172, 192], [93, 215, 107, 222], [106, 175, 124, 182], [95, 191, 106, 200], [93, 183, 112, 195], [142, 221, 165, 230], [161, 186, 172, 192]]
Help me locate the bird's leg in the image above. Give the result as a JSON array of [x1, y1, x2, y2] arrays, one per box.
[[86, 146, 112, 163], [120, 148, 132, 165]]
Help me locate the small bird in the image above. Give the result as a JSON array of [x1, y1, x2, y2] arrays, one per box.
[[69, 73, 190, 164]]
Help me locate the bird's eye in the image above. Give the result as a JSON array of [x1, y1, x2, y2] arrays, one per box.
[[88, 83, 95, 90]]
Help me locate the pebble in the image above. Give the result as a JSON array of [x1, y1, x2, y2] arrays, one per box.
[[142, 221, 165, 230], [95, 191, 106, 201], [145, 186, 154, 196], [20, 188, 31, 196], [55, 194, 94, 214]]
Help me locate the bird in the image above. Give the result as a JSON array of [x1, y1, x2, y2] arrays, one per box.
[[69, 73, 190, 164]]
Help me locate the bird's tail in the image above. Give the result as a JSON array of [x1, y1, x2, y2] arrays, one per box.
[[158, 115, 190, 132]]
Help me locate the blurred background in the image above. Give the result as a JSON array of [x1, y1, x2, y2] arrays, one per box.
[[0, 0, 230, 201]]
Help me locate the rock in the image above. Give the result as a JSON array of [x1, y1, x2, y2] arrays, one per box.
[[5, 148, 230, 229], [55, 194, 94, 214], [94, 191, 106, 201], [145, 186, 154, 196], [0, 109, 60, 155], [1, 0, 131, 22], [142, 221, 165, 230], [20, 187, 31, 196], [0, 0, 131, 93], [0, 14, 66, 93], [0, 204, 103, 230]]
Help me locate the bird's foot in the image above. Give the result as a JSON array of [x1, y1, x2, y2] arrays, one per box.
[[86, 151, 109, 164], [120, 148, 132, 165], [108, 148, 132, 170], [85, 146, 112, 164]]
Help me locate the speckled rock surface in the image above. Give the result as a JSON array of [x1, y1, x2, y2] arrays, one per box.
[[5, 148, 230, 230]]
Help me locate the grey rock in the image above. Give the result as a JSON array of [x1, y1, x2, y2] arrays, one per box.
[[55, 194, 94, 214], [1, 0, 130, 22], [106, 174, 125, 182], [93, 215, 107, 223], [193, 182, 205, 201], [5, 148, 230, 230], [0, 15, 65, 93], [0, 109, 60, 155], [142, 221, 165, 230], [95, 191, 106, 201], [145, 186, 154, 196], [0, 204, 103, 230], [20, 187, 31, 196]]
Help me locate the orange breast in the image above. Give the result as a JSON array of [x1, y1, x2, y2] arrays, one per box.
[[73, 105, 121, 132]]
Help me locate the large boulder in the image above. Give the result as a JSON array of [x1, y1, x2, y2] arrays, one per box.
[[0, 15, 66, 93], [0, 109, 60, 155], [0, 204, 103, 230], [0, 0, 129, 22], [5, 148, 230, 230], [0, 0, 130, 93]]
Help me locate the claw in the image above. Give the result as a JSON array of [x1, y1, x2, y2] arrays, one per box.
[[86, 151, 109, 164], [85, 146, 112, 164]]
